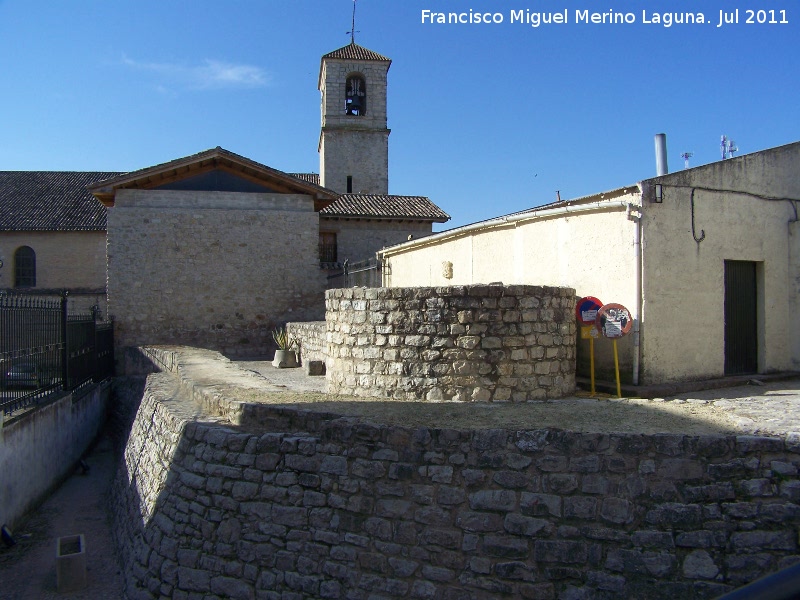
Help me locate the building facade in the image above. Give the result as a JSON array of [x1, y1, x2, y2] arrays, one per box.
[[1, 41, 449, 359], [379, 142, 800, 386]]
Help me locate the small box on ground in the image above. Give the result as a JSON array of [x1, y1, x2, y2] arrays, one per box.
[[56, 534, 87, 592]]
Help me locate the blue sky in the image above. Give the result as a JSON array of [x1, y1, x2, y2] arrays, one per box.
[[0, 0, 797, 229]]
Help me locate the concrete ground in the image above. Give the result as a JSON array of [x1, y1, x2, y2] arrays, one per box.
[[1, 360, 797, 599]]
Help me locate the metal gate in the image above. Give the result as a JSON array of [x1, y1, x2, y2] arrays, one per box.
[[724, 260, 758, 375]]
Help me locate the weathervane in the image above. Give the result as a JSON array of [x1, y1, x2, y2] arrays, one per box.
[[346, 0, 360, 43], [681, 152, 694, 169]]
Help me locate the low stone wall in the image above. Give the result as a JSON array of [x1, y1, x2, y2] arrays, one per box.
[[0, 382, 111, 528], [326, 285, 577, 401], [287, 321, 326, 365], [111, 351, 800, 600]]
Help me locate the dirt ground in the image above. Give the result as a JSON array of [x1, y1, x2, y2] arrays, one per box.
[[0, 435, 124, 600]]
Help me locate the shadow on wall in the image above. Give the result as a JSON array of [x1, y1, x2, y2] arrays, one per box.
[[109, 374, 800, 599]]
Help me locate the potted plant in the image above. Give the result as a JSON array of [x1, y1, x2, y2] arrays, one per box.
[[271, 327, 298, 368]]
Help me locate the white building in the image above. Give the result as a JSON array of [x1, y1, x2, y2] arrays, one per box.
[[379, 141, 800, 386]]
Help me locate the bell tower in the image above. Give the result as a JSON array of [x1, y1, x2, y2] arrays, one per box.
[[318, 41, 391, 195]]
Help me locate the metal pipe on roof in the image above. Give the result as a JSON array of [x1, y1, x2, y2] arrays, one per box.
[[655, 133, 669, 176]]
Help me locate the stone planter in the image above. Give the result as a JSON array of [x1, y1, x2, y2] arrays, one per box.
[[56, 534, 86, 592], [272, 349, 298, 368]]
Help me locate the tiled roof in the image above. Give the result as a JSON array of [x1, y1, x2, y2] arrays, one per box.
[[289, 173, 320, 186], [0, 171, 120, 231], [321, 194, 450, 222], [88, 147, 337, 205], [322, 42, 391, 62]]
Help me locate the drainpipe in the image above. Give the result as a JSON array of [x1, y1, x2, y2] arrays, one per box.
[[631, 207, 642, 386]]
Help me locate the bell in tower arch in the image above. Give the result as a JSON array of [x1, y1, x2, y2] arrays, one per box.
[[345, 75, 366, 116]]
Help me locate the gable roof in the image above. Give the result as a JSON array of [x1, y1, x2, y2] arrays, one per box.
[[0, 171, 119, 231], [322, 41, 391, 63], [89, 147, 338, 207], [321, 194, 450, 222]]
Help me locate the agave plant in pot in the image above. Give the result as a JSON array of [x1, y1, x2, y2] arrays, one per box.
[[271, 326, 298, 368]]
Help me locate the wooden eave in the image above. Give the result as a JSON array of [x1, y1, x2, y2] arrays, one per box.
[[90, 149, 338, 207]]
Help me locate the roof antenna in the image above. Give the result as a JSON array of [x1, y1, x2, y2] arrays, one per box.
[[720, 135, 738, 160], [346, 0, 360, 43]]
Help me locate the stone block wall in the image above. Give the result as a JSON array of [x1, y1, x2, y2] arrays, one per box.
[[107, 189, 326, 361], [319, 218, 433, 265], [325, 285, 577, 401], [113, 370, 800, 600], [287, 321, 326, 365]]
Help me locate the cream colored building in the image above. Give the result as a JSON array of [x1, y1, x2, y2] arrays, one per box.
[[0, 171, 115, 313], [379, 141, 800, 386]]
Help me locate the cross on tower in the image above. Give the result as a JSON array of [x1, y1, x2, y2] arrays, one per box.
[[346, 0, 360, 43]]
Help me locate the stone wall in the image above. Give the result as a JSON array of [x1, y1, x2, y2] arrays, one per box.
[[287, 321, 326, 365], [112, 363, 800, 600], [107, 189, 326, 361], [326, 285, 577, 401], [319, 218, 433, 265]]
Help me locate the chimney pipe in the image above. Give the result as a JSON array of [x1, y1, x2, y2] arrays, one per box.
[[655, 133, 668, 176]]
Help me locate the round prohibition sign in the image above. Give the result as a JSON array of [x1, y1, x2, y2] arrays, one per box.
[[595, 303, 632, 339], [575, 296, 603, 325]]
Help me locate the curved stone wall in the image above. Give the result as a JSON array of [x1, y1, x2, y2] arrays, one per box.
[[325, 285, 577, 401], [112, 350, 800, 600]]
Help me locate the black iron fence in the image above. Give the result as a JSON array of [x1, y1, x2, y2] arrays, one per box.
[[0, 291, 114, 415], [327, 257, 383, 289]]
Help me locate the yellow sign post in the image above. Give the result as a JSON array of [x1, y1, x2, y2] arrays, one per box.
[[596, 303, 633, 399]]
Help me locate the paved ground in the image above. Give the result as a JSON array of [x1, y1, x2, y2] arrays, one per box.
[[1, 361, 797, 599]]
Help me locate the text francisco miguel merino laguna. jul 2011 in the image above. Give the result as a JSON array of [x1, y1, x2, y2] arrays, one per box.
[[420, 8, 789, 28]]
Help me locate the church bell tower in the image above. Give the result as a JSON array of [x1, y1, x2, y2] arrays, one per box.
[[318, 41, 391, 195]]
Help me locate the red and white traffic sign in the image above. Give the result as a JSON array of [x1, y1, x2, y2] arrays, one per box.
[[595, 303, 632, 339]]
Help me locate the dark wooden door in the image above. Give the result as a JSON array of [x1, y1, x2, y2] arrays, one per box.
[[724, 260, 757, 375]]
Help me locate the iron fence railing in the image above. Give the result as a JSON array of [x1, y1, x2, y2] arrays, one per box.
[[0, 290, 114, 415], [327, 257, 382, 289]]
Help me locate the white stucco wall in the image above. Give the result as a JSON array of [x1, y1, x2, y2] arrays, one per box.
[[641, 143, 800, 383], [380, 142, 800, 386], [381, 194, 641, 380]]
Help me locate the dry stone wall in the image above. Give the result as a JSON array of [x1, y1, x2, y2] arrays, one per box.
[[325, 285, 577, 401], [287, 321, 326, 365], [112, 362, 800, 600]]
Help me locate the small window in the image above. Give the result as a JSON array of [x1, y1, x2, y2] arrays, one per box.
[[319, 232, 338, 264], [347, 176, 353, 193], [345, 75, 366, 116], [14, 246, 36, 287]]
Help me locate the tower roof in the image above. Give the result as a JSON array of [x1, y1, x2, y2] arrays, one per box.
[[322, 41, 391, 63]]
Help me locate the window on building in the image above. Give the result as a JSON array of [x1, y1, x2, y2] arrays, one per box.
[[319, 232, 338, 264], [345, 75, 366, 116], [14, 246, 36, 287], [347, 176, 353, 193]]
